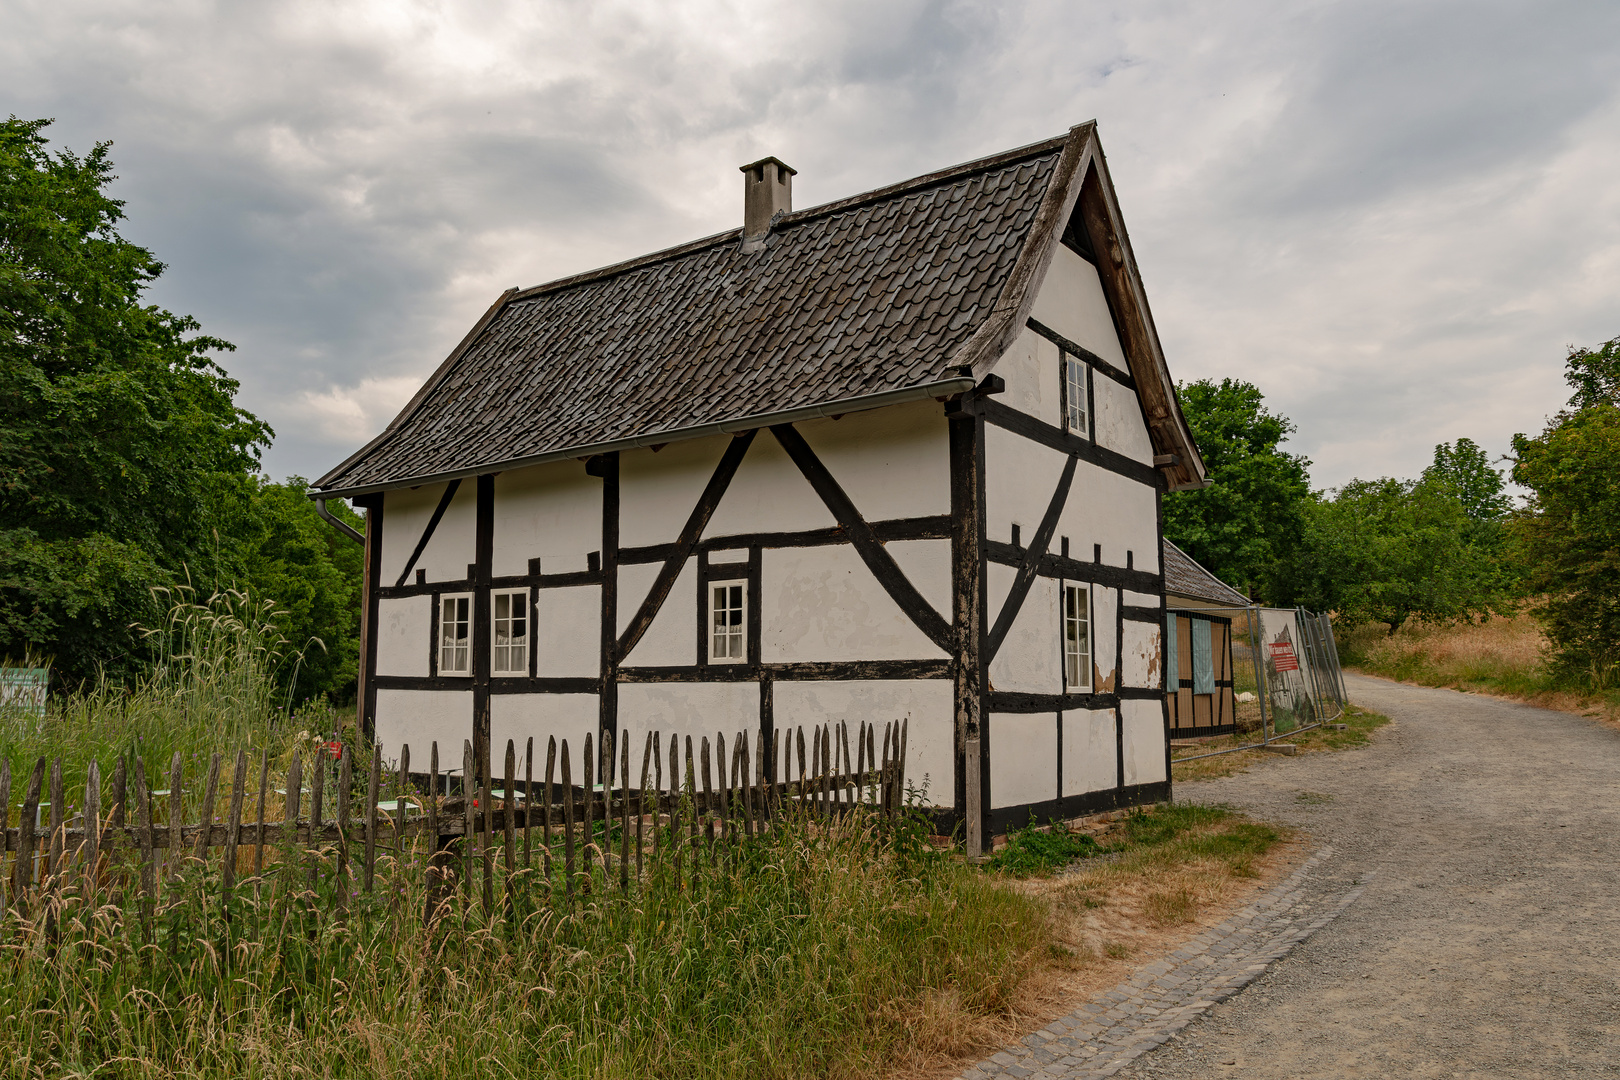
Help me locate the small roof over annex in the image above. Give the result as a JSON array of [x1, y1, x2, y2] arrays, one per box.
[[1163, 539, 1252, 610], [315, 123, 1206, 498]]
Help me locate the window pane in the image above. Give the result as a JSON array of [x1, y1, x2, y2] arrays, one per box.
[[495, 593, 509, 620]]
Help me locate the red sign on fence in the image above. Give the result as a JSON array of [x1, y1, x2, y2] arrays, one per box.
[[1267, 642, 1300, 672]]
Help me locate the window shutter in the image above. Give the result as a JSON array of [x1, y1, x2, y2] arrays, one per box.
[[1191, 618, 1214, 695]]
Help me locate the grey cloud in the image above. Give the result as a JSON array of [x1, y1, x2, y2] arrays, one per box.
[[3, 0, 1614, 491]]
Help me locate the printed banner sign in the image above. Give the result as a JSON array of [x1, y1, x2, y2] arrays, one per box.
[[1267, 642, 1299, 672]]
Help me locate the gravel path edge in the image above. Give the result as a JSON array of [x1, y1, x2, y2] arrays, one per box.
[[952, 847, 1371, 1080]]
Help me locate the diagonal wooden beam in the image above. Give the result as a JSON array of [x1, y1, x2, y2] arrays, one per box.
[[770, 424, 953, 653], [395, 478, 462, 587], [615, 431, 757, 663], [984, 454, 1077, 663]]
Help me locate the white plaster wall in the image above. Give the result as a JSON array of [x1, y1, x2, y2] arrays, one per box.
[[490, 694, 601, 776], [1124, 590, 1160, 608], [617, 683, 759, 758], [1029, 246, 1129, 374], [619, 437, 729, 550], [1121, 698, 1167, 786], [381, 481, 477, 584], [990, 712, 1056, 809], [1092, 586, 1119, 692], [535, 585, 601, 678], [1122, 621, 1163, 690], [375, 689, 473, 768], [996, 328, 1063, 429], [620, 559, 697, 667], [1096, 377, 1154, 466], [762, 545, 946, 661], [704, 430, 838, 539], [773, 679, 953, 808], [376, 595, 430, 677], [988, 567, 1062, 694], [1062, 709, 1118, 796], [617, 563, 660, 636], [492, 461, 602, 576], [1056, 462, 1161, 572], [985, 425, 1070, 544], [797, 401, 950, 520], [888, 539, 952, 620]]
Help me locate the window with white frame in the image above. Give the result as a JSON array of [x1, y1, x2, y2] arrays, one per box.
[[1064, 352, 1088, 436], [1064, 583, 1091, 691], [710, 582, 746, 662], [439, 594, 472, 675], [492, 589, 529, 675]]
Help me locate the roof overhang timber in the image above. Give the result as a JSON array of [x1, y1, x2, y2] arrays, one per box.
[[310, 375, 978, 500], [953, 123, 1207, 492]]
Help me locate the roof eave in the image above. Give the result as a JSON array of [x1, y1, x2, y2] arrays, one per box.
[[312, 376, 978, 500]]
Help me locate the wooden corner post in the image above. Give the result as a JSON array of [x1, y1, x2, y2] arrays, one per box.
[[949, 401, 987, 856]]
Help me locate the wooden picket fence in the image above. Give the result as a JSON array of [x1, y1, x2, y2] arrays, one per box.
[[0, 718, 908, 928]]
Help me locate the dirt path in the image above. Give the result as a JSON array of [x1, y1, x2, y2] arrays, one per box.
[[1115, 672, 1620, 1078]]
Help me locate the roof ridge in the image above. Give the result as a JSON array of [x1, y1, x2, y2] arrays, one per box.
[[506, 130, 1074, 304]]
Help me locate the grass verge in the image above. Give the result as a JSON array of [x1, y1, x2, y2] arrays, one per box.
[[1169, 703, 1390, 781], [3, 812, 1048, 1080], [912, 803, 1289, 1077], [1340, 614, 1620, 727]]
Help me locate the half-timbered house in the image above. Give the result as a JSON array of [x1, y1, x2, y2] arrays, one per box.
[[313, 122, 1208, 853]]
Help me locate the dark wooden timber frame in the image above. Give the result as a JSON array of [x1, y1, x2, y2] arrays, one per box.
[[357, 389, 1174, 849], [350, 136, 1196, 852]]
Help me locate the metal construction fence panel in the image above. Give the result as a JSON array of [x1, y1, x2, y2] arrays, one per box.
[[1172, 606, 1346, 764]]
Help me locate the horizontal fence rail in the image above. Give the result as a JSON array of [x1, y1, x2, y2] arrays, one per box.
[[0, 718, 909, 929]]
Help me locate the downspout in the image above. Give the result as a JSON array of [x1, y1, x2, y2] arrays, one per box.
[[315, 497, 366, 545]]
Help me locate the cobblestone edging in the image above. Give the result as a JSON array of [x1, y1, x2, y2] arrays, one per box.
[[953, 848, 1370, 1080]]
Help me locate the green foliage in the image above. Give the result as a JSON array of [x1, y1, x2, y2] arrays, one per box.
[[987, 818, 1100, 876], [986, 802, 1283, 880], [1562, 334, 1620, 411], [1510, 337, 1620, 688], [1162, 378, 1312, 598], [1275, 474, 1508, 633], [0, 117, 272, 686], [233, 476, 365, 706], [1424, 437, 1513, 523], [0, 588, 320, 790]]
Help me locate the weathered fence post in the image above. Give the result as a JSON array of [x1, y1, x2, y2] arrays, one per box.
[[335, 745, 351, 919], [560, 739, 575, 899], [638, 732, 652, 884], [503, 739, 516, 917], [619, 734, 630, 891], [365, 745, 381, 893], [17, 758, 44, 913], [222, 749, 248, 930], [581, 733, 594, 895], [80, 762, 97, 912], [133, 756, 155, 942], [306, 749, 324, 901], [543, 736, 556, 883], [166, 752, 184, 887]]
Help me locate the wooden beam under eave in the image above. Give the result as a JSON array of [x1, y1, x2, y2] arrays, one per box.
[[1075, 165, 1200, 492]]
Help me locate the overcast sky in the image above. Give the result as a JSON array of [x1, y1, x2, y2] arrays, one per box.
[[6, 0, 1617, 493]]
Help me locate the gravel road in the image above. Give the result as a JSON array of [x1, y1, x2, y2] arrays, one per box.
[[1117, 672, 1620, 1079]]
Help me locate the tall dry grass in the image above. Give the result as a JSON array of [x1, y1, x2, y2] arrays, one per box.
[[0, 587, 339, 806], [2, 806, 1049, 1080], [1341, 613, 1620, 723]]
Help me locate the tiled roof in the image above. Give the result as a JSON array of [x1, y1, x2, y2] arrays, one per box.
[[317, 138, 1068, 493], [1163, 540, 1251, 608]]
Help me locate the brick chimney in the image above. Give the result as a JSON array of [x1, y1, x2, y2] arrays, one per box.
[[740, 156, 795, 251]]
